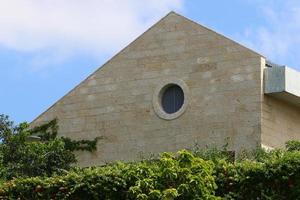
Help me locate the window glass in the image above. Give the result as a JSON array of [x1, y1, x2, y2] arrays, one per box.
[[161, 85, 184, 114]]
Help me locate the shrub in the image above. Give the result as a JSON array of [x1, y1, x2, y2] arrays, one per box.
[[3, 139, 76, 179], [0, 150, 219, 200], [0, 115, 99, 180], [286, 140, 300, 152], [0, 117, 76, 180], [2, 148, 300, 199], [215, 150, 300, 199]]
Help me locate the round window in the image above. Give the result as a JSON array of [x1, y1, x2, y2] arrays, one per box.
[[153, 79, 189, 120], [161, 84, 184, 114]]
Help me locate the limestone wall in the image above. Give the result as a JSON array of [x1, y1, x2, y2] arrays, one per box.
[[31, 12, 263, 166]]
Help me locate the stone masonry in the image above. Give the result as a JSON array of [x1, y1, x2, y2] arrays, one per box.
[[31, 12, 300, 167]]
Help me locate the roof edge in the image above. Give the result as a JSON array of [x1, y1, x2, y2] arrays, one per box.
[[30, 11, 176, 125], [171, 11, 264, 58], [31, 11, 264, 125]]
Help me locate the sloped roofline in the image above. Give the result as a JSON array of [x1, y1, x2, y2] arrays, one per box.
[[172, 11, 264, 57], [31, 11, 264, 124]]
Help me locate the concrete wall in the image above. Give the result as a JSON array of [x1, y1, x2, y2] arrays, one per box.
[[31, 12, 263, 167], [264, 66, 300, 107], [262, 95, 300, 148], [262, 62, 300, 148]]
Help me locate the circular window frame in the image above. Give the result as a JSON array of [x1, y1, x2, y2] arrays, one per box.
[[152, 79, 189, 120]]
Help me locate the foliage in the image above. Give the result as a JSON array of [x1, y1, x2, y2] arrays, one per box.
[[2, 145, 300, 199], [3, 145, 300, 200], [30, 118, 100, 152], [193, 140, 235, 163], [3, 138, 76, 179], [214, 149, 300, 199], [2, 115, 300, 199], [0, 115, 99, 180], [0, 150, 219, 200], [0, 116, 76, 180], [61, 136, 101, 152], [29, 118, 58, 141], [286, 140, 300, 152]]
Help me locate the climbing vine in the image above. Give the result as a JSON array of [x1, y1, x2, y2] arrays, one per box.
[[61, 137, 101, 152], [30, 118, 101, 152], [0, 115, 102, 180]]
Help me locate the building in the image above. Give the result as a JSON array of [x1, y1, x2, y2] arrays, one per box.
[[31, 12, 300, 167]]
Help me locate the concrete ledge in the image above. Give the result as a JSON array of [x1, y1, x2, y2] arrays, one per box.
[[264, 65, 300, 107]]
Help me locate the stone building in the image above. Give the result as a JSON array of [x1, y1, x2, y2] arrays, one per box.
[[31, 12, 300, 167]]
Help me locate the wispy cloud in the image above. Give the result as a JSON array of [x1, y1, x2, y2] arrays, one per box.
[[239, 0, 300, 68], [0, 0, 183, 71]]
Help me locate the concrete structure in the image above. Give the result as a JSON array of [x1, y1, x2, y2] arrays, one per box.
[[31, 12, 300, 167], [264, 64, 300, 107], [263, 63, 300, 149]]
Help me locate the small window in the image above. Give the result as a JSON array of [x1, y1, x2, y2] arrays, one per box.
[[161, 84, 184, 114]]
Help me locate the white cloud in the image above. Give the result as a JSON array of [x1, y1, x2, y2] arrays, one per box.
[[0, 0, 183, 68], [239, 0, 300, 68]]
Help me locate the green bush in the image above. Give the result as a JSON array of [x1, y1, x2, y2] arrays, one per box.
[[0, 116, 76, 180], [0, 115, 99, 180], [3, 148, 300, 200], [215, 150, 300, 199], [3, 139, 76, 179], [3, 113, 300, 199], [286, 140, 300, 152], [0, 150, 219, 200]]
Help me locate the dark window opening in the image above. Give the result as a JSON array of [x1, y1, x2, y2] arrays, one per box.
[[161, 85, 184, 114]]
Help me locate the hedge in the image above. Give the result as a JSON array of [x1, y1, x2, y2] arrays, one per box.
[[0, 150, 219, 200], [214, 150, 300, 199], [1, 149, 300, 199]]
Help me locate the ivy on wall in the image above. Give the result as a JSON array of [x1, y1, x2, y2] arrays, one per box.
[[30, 118, 102, 152], [0, 115, 103, 180]]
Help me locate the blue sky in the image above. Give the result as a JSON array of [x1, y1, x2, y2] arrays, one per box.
[[1, 0, 300, 123]]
